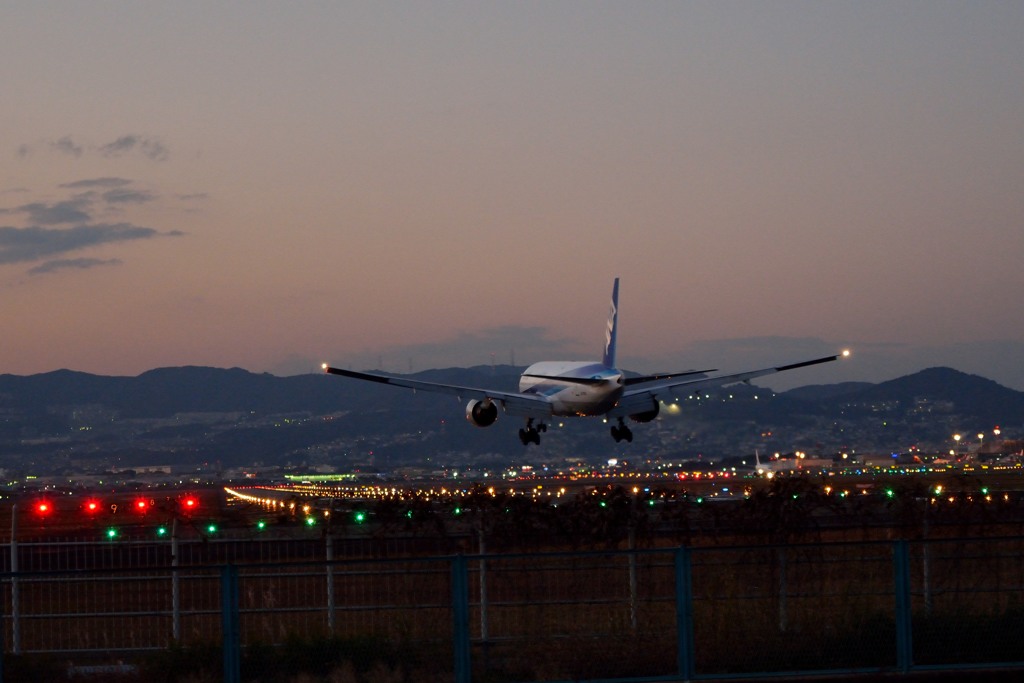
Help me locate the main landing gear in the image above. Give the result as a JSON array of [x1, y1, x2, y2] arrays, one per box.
[[610, 418, 633, 443], [519, 418, 547, 445]]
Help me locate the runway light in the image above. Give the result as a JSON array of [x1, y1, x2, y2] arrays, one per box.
[[84, 499, 102, 514], [34, 500, 53, 516], [106, 527, 118, 540], [354, 511, 367, 524], [181, 496, 198, 512]]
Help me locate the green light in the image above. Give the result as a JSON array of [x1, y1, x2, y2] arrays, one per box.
[[599, 501, 607, 508], [305, 516, 316, 526], [206, 524, 218, 534], [885, 489, 895, 498], [156, 526, 168, 536], [106, 527, 118, 539], [982, 487, 990, 495], [405, 510, 413, 519], [453, 507, 462, 515], [256, 520, 266, 530]]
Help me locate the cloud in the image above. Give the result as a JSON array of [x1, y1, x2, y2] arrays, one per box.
[[0, 223, 182, 265], [98, 135, 168, 161], [15, 136, 168, 162], [59, 178, 132, 189], [53, 136, 84, 158], [12, 198, 93, 225], [368, 325, 581, 371], [1, 169, 191, 279], [102, 188, 157, 205], [272, 325, 583, 376], [28, 257, 122, 276], [2, 185, 156, 225]]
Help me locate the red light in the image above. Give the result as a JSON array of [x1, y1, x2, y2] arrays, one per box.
[[85, 499, 101, 514], [134, 499, 149, 512], [182, 496, 198, 510], [35, 501, 52, 515]]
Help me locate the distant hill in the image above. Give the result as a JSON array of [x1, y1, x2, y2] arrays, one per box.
[[0, 364, 1021, 470], [0, 365, 523, 418], [782, 382, 875, 401], [823, 367, 1024, 421]]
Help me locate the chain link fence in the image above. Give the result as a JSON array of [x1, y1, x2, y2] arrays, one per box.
[[1, 534, 1024, 682]]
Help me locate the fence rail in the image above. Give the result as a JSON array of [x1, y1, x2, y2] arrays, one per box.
[[2, 535, 1024, 682]]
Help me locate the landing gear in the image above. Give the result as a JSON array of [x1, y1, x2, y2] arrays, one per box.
[[610, 418, 633, 443], [518, 418, 547, 446]]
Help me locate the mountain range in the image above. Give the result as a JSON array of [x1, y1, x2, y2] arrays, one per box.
[[0, 365, 1021, 474]]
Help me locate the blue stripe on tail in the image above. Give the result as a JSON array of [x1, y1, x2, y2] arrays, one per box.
[[603, 278, 619, 369]]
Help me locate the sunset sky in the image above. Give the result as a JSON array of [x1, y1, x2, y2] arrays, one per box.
[[3, 2, 1023, 391]]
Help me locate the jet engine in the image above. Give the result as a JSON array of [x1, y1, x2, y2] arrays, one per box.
[[465, 399, 499, 427], [628, 402, 660, 423]]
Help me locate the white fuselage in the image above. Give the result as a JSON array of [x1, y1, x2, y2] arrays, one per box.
[[519, 361, 624, 417]]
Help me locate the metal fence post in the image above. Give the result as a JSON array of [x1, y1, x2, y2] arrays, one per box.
[[9, 505, 18, 656], [171, 517, 180, 642], [628, 527, 638, 631], [777, 545, 788, 632], [451, 554, 471, 683], [477, 527, 488, 641], [221, 564, 241, 683], [893, 540, 913, 673], [326, 534, 335, 632], [675, 545, 695, 681]]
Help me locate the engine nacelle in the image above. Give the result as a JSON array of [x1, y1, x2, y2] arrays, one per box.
[[628, 402, 660, 423], [465, 399, 499, 427]]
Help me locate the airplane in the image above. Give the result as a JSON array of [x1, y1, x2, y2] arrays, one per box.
[[322, 279, 850, 446], [754, 450, 799, 477]]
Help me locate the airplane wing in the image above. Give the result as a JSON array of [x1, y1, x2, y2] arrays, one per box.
[[608, 352, 848, 418], [624, 369, 716, 386], [321, 365, 554, 419]]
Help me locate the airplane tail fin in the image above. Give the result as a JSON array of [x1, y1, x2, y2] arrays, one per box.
[[603, 278, 619, 368]]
